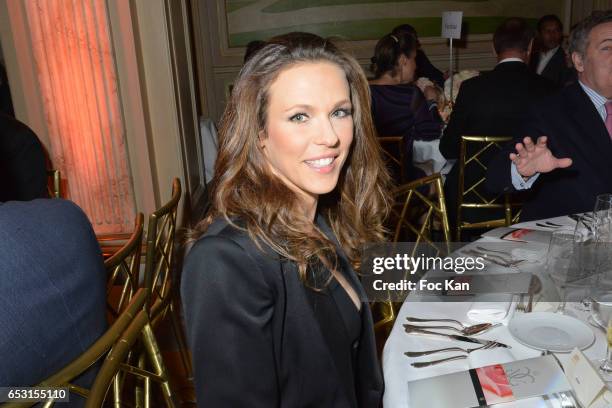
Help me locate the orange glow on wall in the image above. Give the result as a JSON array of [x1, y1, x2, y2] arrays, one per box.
[[24, 0, 135, 233]]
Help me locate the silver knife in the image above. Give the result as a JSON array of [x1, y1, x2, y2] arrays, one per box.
[[403, 325, 511, 348]]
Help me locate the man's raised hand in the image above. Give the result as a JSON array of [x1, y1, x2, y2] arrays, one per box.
[[509, 136, 572, 178]]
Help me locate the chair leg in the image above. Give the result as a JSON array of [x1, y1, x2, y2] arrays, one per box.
[[169, 299, 193, 380], [135, 353, 146, 408], [112, 374, 121, 408], [142, 323, 176, 408]]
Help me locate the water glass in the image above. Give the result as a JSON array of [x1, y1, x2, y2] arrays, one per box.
[[546, 230, 581, 314]]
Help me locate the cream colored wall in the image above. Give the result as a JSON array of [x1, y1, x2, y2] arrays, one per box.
[[122, 0, 206, 224], [192, 1, 559, 123]]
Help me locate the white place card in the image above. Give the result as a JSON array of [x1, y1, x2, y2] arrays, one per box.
[[442, 11, 463, 39], [564, 348, 612, 408]]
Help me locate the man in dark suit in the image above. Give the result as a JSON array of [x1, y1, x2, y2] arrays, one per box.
[[439, 18, 555, 233], [530, 14, 575, 88], [487, 11, 612, 221], [0, 199, 107, 406], [0, 113, 48, 201]]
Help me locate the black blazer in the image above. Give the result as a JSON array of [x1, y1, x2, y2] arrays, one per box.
[[486, 82, 612, 221], [438, 61, 555, 226], [531, 47, 576, 88], [181, 216, 383, 408]]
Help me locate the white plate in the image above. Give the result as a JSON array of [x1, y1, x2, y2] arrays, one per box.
[[508, 312, 595, 352]]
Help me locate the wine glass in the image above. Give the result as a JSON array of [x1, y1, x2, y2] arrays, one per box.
[[546, 230, 581, 314], [591, 272, 612, 380], [594, 194, 612, 234], [569, 214, 605, 311]]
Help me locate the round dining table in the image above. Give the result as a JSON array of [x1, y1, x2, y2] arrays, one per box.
[[382, 214, 609, 408]]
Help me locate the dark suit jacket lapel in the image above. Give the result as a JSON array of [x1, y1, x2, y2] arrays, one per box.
[[565, 84, 612, 175], [541, 47, 565, 78]]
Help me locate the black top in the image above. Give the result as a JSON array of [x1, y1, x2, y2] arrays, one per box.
[[370, 84, 443, 182], [181, 215, 383, 407], [305, 260, 362, 408], [370, 84, 442, 142]]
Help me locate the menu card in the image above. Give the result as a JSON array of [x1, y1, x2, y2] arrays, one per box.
[[408, 355, 571, 407]]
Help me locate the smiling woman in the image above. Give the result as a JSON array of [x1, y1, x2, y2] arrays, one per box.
[[181, 32, 391, 407]]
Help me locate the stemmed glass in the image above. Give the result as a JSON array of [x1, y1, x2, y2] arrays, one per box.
[[546, 230, 581, 314], [591, 270, 612, 380], [590, 194, 612, 379], [594, 193, 612, 223]]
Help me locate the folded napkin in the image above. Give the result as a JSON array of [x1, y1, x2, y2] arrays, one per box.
[[510, 248, 543, 263], [467, 294, 514, 323]]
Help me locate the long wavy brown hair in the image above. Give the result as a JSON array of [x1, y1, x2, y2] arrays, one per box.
[[192, 32, 391, 280]]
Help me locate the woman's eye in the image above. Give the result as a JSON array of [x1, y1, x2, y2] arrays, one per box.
[[332, 108, 352, 118], [290, 113, 308, 122]]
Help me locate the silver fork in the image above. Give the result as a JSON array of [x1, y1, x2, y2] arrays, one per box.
[[463, 249, 520, 268], [405, 341, 497, 358], [474, 246, 525, 265]]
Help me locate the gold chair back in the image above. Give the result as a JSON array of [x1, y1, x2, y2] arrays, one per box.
[[104, 213, 144, 321], [390, 173, 451, 251], [456, 135, 521, 240], [144, 178, 181, 321], [47, 169, 61, 198], [373, 173, 451, 336], [140, 178, 192, 382], [0, 290, 147, 408], [378, 136, 405, 184]]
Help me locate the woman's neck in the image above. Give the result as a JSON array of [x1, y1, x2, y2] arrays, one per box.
[[370, 72, 402, 85]]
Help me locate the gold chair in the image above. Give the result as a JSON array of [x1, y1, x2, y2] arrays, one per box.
[[0, 289, 147, 408], [105, 213, 144, 321], [85, 306, 151, 408], [378, 136, 405, 184], [456, 135, 521, 241], [47, 169, 61, 198], [137, 178, 191, 401], [373, 173, 451, 337]]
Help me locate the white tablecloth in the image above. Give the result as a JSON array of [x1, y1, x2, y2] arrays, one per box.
[[412, 139, 454, 176], [382, 216, 607, 408]]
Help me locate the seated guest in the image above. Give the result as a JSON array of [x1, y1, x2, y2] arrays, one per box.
[[182, 32, 388, 407], [0, 113, 48, 201], [487, 11, 612, 221], [530, 14, 576, 88], [370, 32, 443, 182], [0, 199, 107, 406], [439, 18, 555, 232], [391, 24, 445, 87]]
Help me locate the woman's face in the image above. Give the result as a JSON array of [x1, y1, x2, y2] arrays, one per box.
[[260, 61, 354, 208], [399, 51, 417, 83]]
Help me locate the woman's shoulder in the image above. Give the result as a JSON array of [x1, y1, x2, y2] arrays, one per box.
[[187, 217, 280, 271]]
